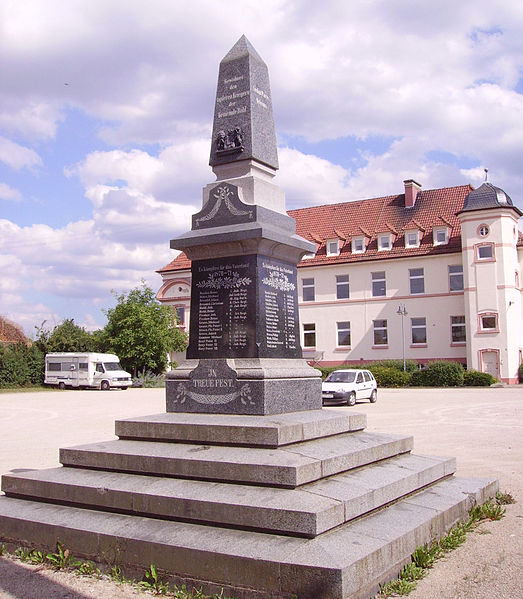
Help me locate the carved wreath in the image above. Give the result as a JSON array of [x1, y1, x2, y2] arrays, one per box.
[[196, 271, 252, 290]]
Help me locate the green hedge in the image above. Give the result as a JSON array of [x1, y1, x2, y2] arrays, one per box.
[[410, 361, 464, 387], [519, 363, 523, 383], [370, 366, 410, 387], [463, 369, 496, 386], [0, 343, 44, 388]]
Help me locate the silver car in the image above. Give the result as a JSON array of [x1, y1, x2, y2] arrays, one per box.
[[322, 369, 378, 406]]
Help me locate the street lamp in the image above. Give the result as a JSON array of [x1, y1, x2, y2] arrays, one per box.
[[397, 304, 408, 372]]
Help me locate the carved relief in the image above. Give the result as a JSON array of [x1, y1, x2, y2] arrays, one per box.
[[215, 127, 244, 155]]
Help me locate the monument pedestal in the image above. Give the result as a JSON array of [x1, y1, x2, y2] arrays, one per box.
[[167, 358, 321, 414], [0, 408, 497, 598]]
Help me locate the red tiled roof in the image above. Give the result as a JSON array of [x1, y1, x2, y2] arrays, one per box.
[[158, 184, 474, 273]]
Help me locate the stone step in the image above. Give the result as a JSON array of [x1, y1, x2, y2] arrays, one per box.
[[115, 409, 366, 447], [59, 431, 413, 488], [0, 477, 498, 599], [2, 453, 455, 538]]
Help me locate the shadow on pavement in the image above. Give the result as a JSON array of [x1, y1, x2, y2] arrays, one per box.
[[0, 557, 96, 599]]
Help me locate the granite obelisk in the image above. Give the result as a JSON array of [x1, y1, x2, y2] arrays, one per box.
[[166, 36, 321, 415]]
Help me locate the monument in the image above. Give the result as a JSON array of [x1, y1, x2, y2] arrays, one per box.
[[0, 37, 497, 599], [166, 35, 320, 415]]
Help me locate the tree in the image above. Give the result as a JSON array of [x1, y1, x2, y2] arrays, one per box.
[[35, 319, 96, 354], [103, 283, 187, 376]]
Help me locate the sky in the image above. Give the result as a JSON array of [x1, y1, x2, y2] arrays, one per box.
[[1, 0, 522, 336]]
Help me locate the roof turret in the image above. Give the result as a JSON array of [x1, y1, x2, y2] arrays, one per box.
[[459, 183, 521, 215]]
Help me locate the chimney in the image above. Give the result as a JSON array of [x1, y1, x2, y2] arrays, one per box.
[[404, 179, 422, 208]]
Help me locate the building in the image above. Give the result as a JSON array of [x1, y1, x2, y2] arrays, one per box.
[[157, 180, 523, 383]]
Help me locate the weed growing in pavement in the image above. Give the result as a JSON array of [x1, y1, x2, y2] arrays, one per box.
[[495, 491, 515, 505], [77, 560, 102, 577], [108, 565, 128, 583], [376, 492, 514, 598], [46, 541, 81, 570], [139, 564, 170, 595], [5, 542, 236, 598]]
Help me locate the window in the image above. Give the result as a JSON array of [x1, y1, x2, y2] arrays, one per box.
[[449, 265, 464, 292], [405, 230, 420, 248], [378, 234, 392, 251], [326, 239, 340, 256], [476, 244, 494, 260], [372, 271, 386, 297], [373, 319, 388, 345], [363, 371, 373, 382], [480, 313, 498, 332], [302, 278, 315, 301], [409, 268, 425, 294], [336, 321, 351, 346], [303, 323, 316, 348], [175, 306, 185, 325], [411, 317, 427, 344], [336, 274, 349, 299], [433, 228, 448, 245], [451, 316, 466, 343], [352, 236, 365, 253], [478, 225, 490, 237], [48, 363, 61, 371], [96, 363, 104, 373], [356, 372, 364, 383], [79, 363, 88, 371]]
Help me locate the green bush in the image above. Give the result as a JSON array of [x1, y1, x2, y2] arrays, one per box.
[[519, 363, 523, 383], [0, 344, 31, 387], [410, 361, 464, 387], [0, 343, 45, 388], [369, 359, 418, 374], [370, 366, 410, 387], [463, 369, 496, 386]]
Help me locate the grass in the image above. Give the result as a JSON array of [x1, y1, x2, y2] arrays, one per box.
[[3, 541, 235, 598], [376, 492, 513, 598]]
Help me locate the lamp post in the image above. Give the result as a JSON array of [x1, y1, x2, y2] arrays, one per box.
[[397, 304, 408, 372]]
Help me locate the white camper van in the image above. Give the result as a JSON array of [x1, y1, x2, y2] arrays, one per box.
[[44, 352, 132, 390]]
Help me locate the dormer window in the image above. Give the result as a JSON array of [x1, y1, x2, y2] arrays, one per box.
[[326, 238, 340, 256], [433, 227, 448, 246], [378, 234, 392, 251], [352, 236, 365, 254], [405, 229, 420, 248]]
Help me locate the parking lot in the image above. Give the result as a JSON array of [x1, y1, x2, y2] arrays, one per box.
[[0, 386, 521, 598]]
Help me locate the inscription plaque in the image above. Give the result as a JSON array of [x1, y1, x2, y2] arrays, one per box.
[[187, 254, 301, 360]]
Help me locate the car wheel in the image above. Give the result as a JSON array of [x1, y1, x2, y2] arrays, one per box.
[[121, 387, 128, 390], [347, 392, 356, 406], [58, 382, 66, 390], [101, 380, 110, 391], [370, 389, 377, 403]]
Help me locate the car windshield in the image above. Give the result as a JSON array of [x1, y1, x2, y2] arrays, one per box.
[[103, 362, 123, 371], [325, 372, 356, 383]]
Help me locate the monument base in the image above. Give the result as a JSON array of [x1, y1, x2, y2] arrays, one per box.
[[166, 358, 322, 414], [0, 408, 497, 599]]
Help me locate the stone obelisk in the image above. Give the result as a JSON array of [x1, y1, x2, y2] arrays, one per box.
[[166, 36, 321, 415]]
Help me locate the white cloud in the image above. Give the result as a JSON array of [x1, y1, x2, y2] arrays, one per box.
[[0, 182, 21, 201], [0, 137, 42, 170]]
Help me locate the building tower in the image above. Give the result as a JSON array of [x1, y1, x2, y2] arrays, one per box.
[[457, 182, 522, 383]]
